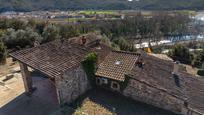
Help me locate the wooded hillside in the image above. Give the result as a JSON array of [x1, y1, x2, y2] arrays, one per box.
[[0, 0, 204, 12]]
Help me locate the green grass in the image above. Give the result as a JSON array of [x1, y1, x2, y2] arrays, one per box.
[[66, 18, 93, 22], [78, 10, 117, 15], [177, 10, 197, 16]]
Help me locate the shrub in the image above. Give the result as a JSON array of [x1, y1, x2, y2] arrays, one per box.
[[151, 46, 163, 54], [192, 49, 204, 68], [0, 42, 7, 64], [101, 34, 111, 47], [168, 44, 193, 64], [197, 69, 204, 76], [1, 28, 42, 49], [113, 37, 136, 52], [81, 53, 97, 86], [202, 63, 204, 69], [42, 24, 60, 43]]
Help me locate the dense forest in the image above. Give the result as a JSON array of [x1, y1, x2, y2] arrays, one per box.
[[0, 0, 204, 12], [0, 12, 192, 50], [0, 11, 204, 68]]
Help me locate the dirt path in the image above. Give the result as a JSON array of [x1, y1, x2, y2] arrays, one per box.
[[0, 58, 20, 78], [0, 73, 25, 107], [0, 58, 24, 107]]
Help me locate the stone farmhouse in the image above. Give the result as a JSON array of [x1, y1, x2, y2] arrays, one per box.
[[10, 33, 204, 115]]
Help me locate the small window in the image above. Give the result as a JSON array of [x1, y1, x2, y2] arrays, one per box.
[[96, 78, 101, 85], [112, 83, 118, 88], [101, 78, 108, 84], [111, 81, 120, 91]]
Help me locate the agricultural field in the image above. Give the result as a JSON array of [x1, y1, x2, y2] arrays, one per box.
[[78, 10, 118, 15]]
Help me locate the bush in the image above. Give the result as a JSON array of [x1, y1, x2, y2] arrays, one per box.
[[0, 18, 26, 30], [0, 42, 7, 64], [42, 24, 60, 43], [82, 53, 97, 86], [202, 63, 204, 69], [192, 49, 204, 68], [113, 37, 136, 52], [101, 34, 111, 47], [168, 44, 193, 64], [151, 46, 163, 54], [197, 69, 204, 76], [1, 28, 42, 49]]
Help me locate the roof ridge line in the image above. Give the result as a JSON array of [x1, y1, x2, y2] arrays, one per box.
[[127, 74, 188, 101], [112, 50, 141, 56]]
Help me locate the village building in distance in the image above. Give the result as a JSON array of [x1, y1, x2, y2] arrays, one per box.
[[10, 33, 204, 115]]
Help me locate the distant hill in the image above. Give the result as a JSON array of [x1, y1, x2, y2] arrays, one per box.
[[0, 0, 204, 12]]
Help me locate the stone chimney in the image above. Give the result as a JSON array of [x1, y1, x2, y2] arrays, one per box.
[[81, 36, 86, 45], [34, 41, 40, 47], [172, 61, 180, 75]]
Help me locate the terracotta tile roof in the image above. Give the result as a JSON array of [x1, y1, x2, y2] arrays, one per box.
[[10, 39, 91, 78], [95, 51, 140, 81], [91, 43, 112, 64], [182, 73, 204, 113], [10, 33, 112, 79], [10, 33, 110, 79], [128, 53, 186, 98], [69, 33, 101, 47], [128, 53, 204, 113]]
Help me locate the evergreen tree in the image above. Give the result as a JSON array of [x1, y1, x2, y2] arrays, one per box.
[[0, 42, 7, 64], [168, 44, 193, 64], [193, 49, 204, 68], [42, 24, 60, 43]]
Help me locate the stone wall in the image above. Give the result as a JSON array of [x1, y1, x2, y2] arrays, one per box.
[[55, 65, 90, 104], [19, 62, 33, 93], [123, 78, 187, 114], [188, 108, 203, 115]]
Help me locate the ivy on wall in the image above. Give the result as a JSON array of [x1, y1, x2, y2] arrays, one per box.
[[81, 52, 97, 86], [197, 69, 204, 77], [120, 75, 130, 91]]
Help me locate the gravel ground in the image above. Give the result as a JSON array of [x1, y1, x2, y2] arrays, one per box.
[[0, 73, 59, 115]]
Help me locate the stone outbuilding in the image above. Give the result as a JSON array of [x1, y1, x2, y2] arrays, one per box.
[[95, 51, 204, 115], [10, 33, 111, 104], [10, 33, 204, 115]]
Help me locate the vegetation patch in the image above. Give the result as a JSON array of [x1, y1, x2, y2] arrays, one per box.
[[73, 98, 113, 115], [120, 76, 130, 91], [168, 44, 193, 64], [197, 69, 204, 77], [81, 52, 97, 86], [79, 10, 116, 15], [192, 49, 204, 68], [0, 42, 7, 64], [66, 18, 92, 22]]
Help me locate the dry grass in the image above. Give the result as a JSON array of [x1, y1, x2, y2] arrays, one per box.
[[148, 53, 173, 61], [73, 98, 113, 115], [182, 64, 198, 76], [0, 58, 24, 107], [0, 58, 19, 78]]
